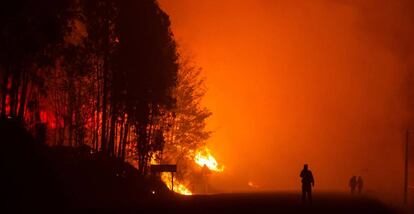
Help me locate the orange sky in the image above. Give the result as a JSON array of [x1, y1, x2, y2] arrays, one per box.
[[159, 0, 414, 199]]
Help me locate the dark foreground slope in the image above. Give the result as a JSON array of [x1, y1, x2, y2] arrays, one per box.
[[0, 119, 172, 211]]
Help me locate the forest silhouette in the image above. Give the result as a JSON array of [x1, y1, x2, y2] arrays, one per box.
[[0, 0, 408, 213], [0, 0, 209, 175], [0, 0, 214, 208]]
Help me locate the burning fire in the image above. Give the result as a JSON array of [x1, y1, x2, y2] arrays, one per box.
[[161, 172, 192, 195], [194, 147, 224, 172], [155, 147, 224, 195]]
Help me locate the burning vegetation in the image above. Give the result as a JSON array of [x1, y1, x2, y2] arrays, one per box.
[[195, 147, 224, 172], [0, 0, 221, 196], [161, 172, 193, 195], [157, 147, 224, 195]]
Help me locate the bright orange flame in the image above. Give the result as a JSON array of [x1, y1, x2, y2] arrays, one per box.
[[161, 172, 192, 195], [194, 147, 224, 172], [153, 147, 224, 195], [151, 155, 192, 195]]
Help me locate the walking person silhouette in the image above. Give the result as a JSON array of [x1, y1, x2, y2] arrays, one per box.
[[300, 164, 314, 203], [349, 176, 357, 194]]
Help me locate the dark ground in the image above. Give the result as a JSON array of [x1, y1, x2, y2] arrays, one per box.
[[0, 119, 408, 213], [0, 119, 173, 212], [154, 192, 404, 214]]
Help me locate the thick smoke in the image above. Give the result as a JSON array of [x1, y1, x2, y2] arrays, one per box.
[[159, 0, 414, 203]]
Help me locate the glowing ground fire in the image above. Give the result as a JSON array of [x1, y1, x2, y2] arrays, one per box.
[[161, 173, 192, 195]]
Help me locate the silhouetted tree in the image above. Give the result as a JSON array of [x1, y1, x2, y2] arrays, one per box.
[[116, 0, 178, 174], [1, 0, 182, 179], [162, 57, 212, 188], [0, 0, 72, 121], [82, 0, 119, 153]]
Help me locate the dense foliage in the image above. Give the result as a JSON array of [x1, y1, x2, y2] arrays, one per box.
[[0, 0, 185, 176]]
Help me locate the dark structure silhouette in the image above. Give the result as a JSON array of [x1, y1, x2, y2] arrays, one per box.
[[300, 164, 314, 203], [357, 176, 364, 194], [349, 176, 357, 194]]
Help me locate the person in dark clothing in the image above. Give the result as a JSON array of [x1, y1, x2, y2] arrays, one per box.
[[300, 164, 314, 203], [357, 176, 363, 194], [349, 176, 357, 194]]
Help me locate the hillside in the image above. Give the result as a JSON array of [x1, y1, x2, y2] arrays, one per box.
[[0, 119, 173, 211]]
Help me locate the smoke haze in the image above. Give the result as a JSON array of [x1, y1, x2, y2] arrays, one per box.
[[159, 0, 414, 202]]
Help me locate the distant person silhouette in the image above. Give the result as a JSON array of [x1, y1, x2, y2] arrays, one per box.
[[357, 176, 363, 194], [349, 176, 357, 194], [300, 164, 314, 203]]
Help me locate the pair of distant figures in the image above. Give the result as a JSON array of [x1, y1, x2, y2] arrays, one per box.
[[299, 164, 365, 204], [349, 175, 363, 194]]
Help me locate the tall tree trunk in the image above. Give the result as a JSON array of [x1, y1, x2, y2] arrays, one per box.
[[117, 121, 124, 158], [108, 107, 116, 156], [137, 123, 148, 175], [100, 57, 108, 152], [94, 65, 101, 151], [17, 71, 29, 121], [1, 70, 10, 118], [121, 122, 128, 161]]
